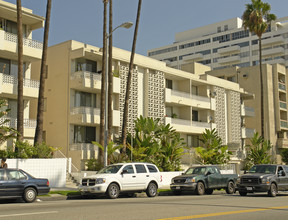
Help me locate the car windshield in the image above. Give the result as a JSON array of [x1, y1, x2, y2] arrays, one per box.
[[248, 165, 276, 174], [97, 165, 123, 174], [185, 167, 206, 175]]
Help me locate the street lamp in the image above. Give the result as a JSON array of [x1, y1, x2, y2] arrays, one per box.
[[104, 21, 133, 167]]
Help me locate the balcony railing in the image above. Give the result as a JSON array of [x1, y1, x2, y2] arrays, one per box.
[[70, 106, 100, 115], [2, 74, 40, 88], [69, 143, 97, 151], [0, 117, 36, 128], [71, 71, 102, 81], [4, 31, 43, 50], [171, 90, 190, 99]]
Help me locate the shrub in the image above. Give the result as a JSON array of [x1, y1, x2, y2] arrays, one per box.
[[85, 159, 103, 171], [280, 149, 288, 164]]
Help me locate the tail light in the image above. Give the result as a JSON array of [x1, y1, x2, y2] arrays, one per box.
[[160, 175, 162, 182], [47, 180, 50, 186]]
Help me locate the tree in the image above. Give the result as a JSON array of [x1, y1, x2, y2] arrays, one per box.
[[244, 132, 272, 170], [16, 0, 24, 143], [280, 149, 288, 164], [121, 0, 142, 151], [92, 141, 123, 165], [242, 0, 276, 138], [195, 129, 232, 165], [34, 0, 52, 145]]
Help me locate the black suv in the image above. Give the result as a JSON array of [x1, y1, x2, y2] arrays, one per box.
[[237, 164, 288, 197]]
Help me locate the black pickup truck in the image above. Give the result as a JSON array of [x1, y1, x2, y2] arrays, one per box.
[[237, 164, 288, 197], [170, 165, 238, 195]]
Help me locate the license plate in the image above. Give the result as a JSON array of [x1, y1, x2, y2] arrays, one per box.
[[246, 187, 253, 191], [176, 186, 180, 190]]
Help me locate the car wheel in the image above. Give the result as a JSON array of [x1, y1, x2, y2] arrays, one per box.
[[205, 188, 214, 195], [146, 182, 158, 197], [268, 183, 277, 197], [23, 187, 37, 203], [239, 191, 247, 196], [225, 181, 235, 194], [195, 182, 205, 195], [172, 190, 182, 195], [106, 183, 120, 199]]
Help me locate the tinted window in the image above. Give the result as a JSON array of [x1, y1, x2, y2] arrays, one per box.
[[147, 165, 158, 173], [123, 165, 134, 174], [19, 171, 27, 180], [0, 170, 4, 180], [98, 165, 123, 174], [7, 170, 20, 180], [135, 165, 147, 173]]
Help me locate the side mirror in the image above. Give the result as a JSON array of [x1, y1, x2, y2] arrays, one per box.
[[278, 170, 285, 177], [205, 171, 212, 176], [121, 170, 128, 175]]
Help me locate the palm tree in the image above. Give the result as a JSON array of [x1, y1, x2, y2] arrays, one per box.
[[16, 0, 24, 143], [121, 0, 142, 151], [242, 0, 276, 138], [108, 0, 113, 143], [99, 0, 108, 163], [34, 0, 52, 145]]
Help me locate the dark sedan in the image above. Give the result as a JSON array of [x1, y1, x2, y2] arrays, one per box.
[[0, 168, 50, 202]]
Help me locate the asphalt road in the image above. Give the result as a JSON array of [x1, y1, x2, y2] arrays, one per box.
[[0, 191, 288, 220]]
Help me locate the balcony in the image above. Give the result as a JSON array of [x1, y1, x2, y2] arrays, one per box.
[[218, 55, 240, 65], [277, 138, 288, 149], [0, 117, 36, 138], [262, 36, 284, 46], [70, 71, 120, 93], [242, 127, 255, 139], [165, 117, 216, 134], [0, 73, 39, 99], [183, 53, 204, 62], [0, 30, 42, 62], [262, 47, 285, 57], [69, 143, 97, 151], [241, 105, 255, 117], [70, 106, 120, 127], [218, 45, 240, 55]]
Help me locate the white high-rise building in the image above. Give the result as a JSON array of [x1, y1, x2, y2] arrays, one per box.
[[148, 17, 288, 70]]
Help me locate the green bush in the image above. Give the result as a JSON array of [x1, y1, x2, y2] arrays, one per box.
[[280, 149, 288, 164], [85, 159, 103, 171], [35, 142, 56, 158]]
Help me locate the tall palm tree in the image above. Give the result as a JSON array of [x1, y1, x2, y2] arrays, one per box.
[[16, 0, 24, 143], [34, 0, 52, 145], [99, 0, 108, 163], [121, 0, 142, 152], [242, 0, 276, 138], [108, 0, 113, 143]]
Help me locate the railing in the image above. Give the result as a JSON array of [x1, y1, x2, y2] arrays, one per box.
[[71, 71, 102, 81], [70, 106, 100, 115], [69, 143, 97, 151], [53, 148, 79, 173], [171, 90, 190, 99], [192, 121, 210, 128], [171, 118, 191, 126], [2, 74, 40, 88], [0, 117, 36, 128], [191, 95, 210, 102], [4, 31, 43, 50]]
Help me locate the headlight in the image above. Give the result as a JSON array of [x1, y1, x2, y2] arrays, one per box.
[[96, 178, 106, 184], [185, 178, 195, 183], [261, 178, 269, 184]]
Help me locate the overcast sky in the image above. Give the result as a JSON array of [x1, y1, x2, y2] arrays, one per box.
[[4, 0, 288, 55]]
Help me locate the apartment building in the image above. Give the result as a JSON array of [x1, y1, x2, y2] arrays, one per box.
[[0, 0, 44, 147], [37, 40, 253, 169], [207, 63, 288, 163], [148, 17, 288, 70]]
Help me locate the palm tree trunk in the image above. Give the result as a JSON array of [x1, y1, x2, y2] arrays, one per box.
[[121, 0, 142, 151], [16, 0, 24, 144], [259, 37, 264, 138], [108, 0, 113, 144], [99, 0, 108, 164], [34, 0, 52, 145]]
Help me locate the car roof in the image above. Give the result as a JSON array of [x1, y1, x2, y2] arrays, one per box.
[[108, 162, 157, 166]]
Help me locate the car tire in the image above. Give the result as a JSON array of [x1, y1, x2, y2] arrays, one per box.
[[106, 183, 120, 199], [239, 191, 247, 196], [268, 183, 277, 197], [195, 182, 205, 195], [225, 181, 235, 194], [205, 188, 214, 195], [172, 190, 182, 195], [146, 182, 158, 197], [23, 187, 37, 203]]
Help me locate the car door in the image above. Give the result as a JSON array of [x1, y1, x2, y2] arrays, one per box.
[[207, 167, 222, 188], [134, 164, 149, 190], [5, 170, 25, 197], [0, 169, 5, 197], [277, 166, 288, 191], [120, 165, 138, 191]]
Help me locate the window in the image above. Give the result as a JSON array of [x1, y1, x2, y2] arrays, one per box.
[[224, 25, 228, 31], [74, 126, 96, 143], [122, 165, 134, 174], [135, 164, 147, 173], [166, 79, 172, 89], [187, 135, 199, 148], [0, 170, 4, 181], [76, 59, 97, 73], [0, 58, 10, 75], [217, 26, 221, 33], [192, 110, 198, 121], [165, 106, 173, 117], [191, 85, 198, 95], [147, 165, 158, 173], [75, 91, 96, 108]]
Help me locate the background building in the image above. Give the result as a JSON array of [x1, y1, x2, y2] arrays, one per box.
[[34, 40, 253, 169], [0, 0, 44, 147], [148, 17, 288, 70]]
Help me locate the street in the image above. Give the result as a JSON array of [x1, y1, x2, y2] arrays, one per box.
[[0, 191, 288, 220]]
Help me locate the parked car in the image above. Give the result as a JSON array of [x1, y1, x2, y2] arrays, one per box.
[[170, 165, 238, 195], [78, 162, 162, 199], [237, 164, 288, 197], [0, 168, 50, 202]]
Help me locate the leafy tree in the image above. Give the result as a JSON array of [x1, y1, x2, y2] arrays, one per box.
[[244, 132, 272, 170], [195, 129, 232, 164], [242, 0, 276, 138], [280, 149, 288, 164]]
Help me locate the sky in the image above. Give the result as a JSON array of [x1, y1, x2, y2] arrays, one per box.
[[4, 0, 288, 56]]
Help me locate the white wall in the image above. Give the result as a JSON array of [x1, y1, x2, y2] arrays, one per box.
[[6, 158, 67, 188]]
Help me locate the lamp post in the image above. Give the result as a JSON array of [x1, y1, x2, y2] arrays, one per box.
[[104, 22, 133, 167]]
